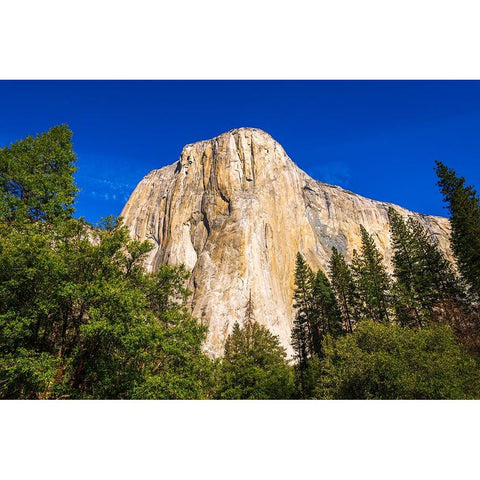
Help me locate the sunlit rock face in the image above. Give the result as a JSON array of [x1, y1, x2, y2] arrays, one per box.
[[121, 128, 451, 357]]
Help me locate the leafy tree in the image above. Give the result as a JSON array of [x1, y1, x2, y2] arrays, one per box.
[[435, 161, 480, 297], [314, 320, 480, 399], [351, 225, 391, 323], [0, 125, 78, 224], [328, 247, 357, 333], [388, 207, 464, 327], [218, 295, 294, 399], [0, 126, 216, 399], [0, 216, 215, 399]]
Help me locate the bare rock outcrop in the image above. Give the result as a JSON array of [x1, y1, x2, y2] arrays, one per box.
[[121, 128, 451, 357]]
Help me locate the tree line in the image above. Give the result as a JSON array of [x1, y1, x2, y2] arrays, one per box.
[[1, 126, 479, 399], [216, 155, 480, 399], [290, 199, 480, 399]]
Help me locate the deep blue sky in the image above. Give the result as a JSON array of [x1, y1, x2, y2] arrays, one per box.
[[0, 80, 479, 223]]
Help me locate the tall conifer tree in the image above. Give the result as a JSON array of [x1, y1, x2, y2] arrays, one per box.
[[435, 161, 480, 298], [221, 295, 293, 399], [388, 207, 462, 327], [313, 270, 344, 339], [291, 254, 345, 397], [291, 253, 315, 395], [329, 247, 357, 333], [352, 225, 391, 323]]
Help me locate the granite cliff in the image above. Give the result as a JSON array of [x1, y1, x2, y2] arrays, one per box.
[[121, 128, 451, 357]]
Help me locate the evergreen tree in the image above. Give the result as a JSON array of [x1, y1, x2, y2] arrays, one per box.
[[328, 247, 357, 333], [219, 295, 294, 399], [313, 269, 344, 339], [291, 254, 345, 398], [352, 225, 392, 323], [388, 207, 463, 327], [435, 161, 480, 298], [290, 252, 327, 398], [291, 253, 316, 366], [244, 290, 255, 328]]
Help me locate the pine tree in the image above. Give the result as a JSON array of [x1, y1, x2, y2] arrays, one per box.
[[388, 207, 463, 327], [291, 253, 315, 362], [244, 290, 255, 327], [290, 254, 346, 398], [352, 225, 391, 323], [313, 269, 344, 339], [220, 295, 294, 399], [240, 290, 256, 351], [389, 208, 430, 326], [435, 161, 480, 298], [291, 253, 322, 398], [329, 247, 357, 333]]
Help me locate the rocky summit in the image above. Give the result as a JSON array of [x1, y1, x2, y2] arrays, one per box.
[[120, 128, 451, 357]]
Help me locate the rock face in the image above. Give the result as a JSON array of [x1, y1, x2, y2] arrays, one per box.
[[121, 128, 451, 357]]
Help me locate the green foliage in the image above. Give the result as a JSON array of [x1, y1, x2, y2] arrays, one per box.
[[3, 127, 480, 400], [351, 225, 392, 323], [328, 247, 357, 333], [291, 253, 315, 372], [291, 254, 343, 361], [291, 253, 345, 398], [388, 207, 464, 327], [0, 126, 215, 399], [0, 216, 215, 399], [0, 125, 78, 223], [291, 355, 324, 400], [219, 319, 294, 399], [313, 269, 343, 339], [314, 321, 480, 399], [435, 161, 480, 297]]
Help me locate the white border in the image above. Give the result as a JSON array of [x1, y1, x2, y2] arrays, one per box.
[[1, 1, 480, 79]]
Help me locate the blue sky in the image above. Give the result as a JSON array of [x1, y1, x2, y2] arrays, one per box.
[[0, 80, 479, 223]]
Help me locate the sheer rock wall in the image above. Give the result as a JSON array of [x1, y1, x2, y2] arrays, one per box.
[[121, 128, 451, 357]]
